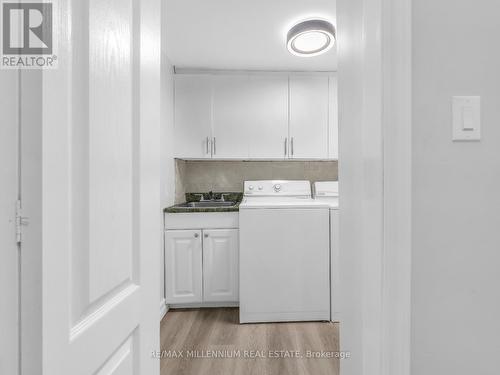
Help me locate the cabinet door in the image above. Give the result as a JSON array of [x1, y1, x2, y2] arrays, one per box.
[[212, 75, 251, 159], [165, 230, 203, 304], [289, 76, 329, 159], [174, 74, 213, 158], [202, 229, 239, 302], [246, 76, 289, 159], [328, 75, 339, 160], [212, 75, 289, 159]]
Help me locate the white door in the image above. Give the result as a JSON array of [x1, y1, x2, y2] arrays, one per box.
[[174, 74, 213, 158], [212, 75, 251, 159], [42, 1, 161, 374], [289, 75, 329, 159], [202, 229, 239, 302], [247, 75, 289, 159], [165, 230, 203, 304]]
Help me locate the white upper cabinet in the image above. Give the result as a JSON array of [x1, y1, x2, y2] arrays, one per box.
[[173, 73, 337, 160], [174, 74, 213, 158], [246, 76, 289, 159], [289, 75, 329, 159], [328, 75, 339, 159], [212, 75, 289, 159], [212, 75, 251, 159]]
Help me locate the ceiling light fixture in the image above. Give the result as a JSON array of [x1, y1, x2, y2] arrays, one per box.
[[286, 19, 336, 57]]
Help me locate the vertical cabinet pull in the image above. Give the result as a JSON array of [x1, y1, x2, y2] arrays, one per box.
[[284, 138, 288, 157], [206, 137, 210, 155], [291, 137, 294, 156], [213, 137, 217, 155]]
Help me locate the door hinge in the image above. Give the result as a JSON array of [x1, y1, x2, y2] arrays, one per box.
[[16, 200, 28, 244]]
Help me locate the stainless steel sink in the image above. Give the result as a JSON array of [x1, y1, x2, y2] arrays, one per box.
[[175, 201, 236, 208]]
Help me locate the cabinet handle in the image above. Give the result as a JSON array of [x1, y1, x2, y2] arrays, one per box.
[[204, 233, 209, 238], [194, 233, 199, 238], [291, 137, 294, 156], [213, 137, 216, 155], [206, 137, 210, 154], [284, 138, 288, 157]]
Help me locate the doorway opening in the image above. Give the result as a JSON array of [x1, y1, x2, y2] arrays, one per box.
[[159, 0, 341, 374]]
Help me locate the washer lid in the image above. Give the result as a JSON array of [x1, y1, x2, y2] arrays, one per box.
[[240, 196, 330, 209], [313, 181, 339, 197], [243, 180, 312, 197]]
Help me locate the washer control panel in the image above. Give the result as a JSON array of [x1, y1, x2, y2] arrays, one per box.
[[243, 180, 311, 197]]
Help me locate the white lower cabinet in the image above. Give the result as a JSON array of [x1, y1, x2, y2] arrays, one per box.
[[165, 228, 238, 305], [164, 230, 203, 304], [203, 229, 239, 302]]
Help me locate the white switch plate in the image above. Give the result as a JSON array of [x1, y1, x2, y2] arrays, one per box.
[[452, 96, 481, 141]]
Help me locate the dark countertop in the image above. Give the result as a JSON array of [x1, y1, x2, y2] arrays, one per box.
[[164, 192, 243, 214]]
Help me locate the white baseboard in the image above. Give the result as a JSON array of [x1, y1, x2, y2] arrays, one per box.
[[160, 299, 168, 321], [169, 302, 239, 309]]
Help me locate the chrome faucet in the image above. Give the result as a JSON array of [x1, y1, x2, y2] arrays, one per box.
[[194, 191, 227, 202], [194, 193, 208, 202]]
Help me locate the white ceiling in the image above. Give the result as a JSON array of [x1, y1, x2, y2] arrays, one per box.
[[165, 0, 337, 72]]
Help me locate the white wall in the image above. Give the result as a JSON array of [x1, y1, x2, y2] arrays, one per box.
[[412, 0, 500, 374], [0, 66, 19, 375], [160, 0, 175, 315]]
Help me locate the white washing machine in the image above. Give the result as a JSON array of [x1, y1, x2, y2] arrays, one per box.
[[313, 181, 340, 322], [239, 180, 330, 323]]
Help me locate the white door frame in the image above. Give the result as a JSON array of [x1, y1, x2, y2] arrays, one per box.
[[0, 68, 20, 375], [337, 0, 412, 374]]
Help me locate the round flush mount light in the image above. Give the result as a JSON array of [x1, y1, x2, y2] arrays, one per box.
[[286, 19, 336, 57]]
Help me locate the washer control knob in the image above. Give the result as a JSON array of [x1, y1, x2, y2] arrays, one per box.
[[258, 186, 263, 190], [248, 185, 254, 191], [274, 184, 282, 192]]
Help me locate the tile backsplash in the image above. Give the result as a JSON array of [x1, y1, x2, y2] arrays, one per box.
[[175, 159, 338, 203]]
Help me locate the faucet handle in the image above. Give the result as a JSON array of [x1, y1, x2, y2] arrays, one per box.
[[194, 193, 205, 201]]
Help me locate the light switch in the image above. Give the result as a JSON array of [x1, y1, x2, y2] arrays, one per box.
[[452, 96, 480, 141], [461, 106, 474, 130]]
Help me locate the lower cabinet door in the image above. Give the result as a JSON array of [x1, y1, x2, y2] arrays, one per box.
[[165, 230, 203, 304], [202, 229, 239, 302]]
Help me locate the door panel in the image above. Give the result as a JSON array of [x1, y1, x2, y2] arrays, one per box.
[[71, 0, 137, 326], [202, 229, 239, 302], [42, 0, 160, 374], [95, 335, 134, 375], [165, 230, 203, 303], [174, 74, 213, 158], [87, 0, 135, 302], [289, 76, 329, 159]]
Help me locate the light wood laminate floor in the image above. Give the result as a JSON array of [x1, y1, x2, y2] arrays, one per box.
[[160, 308, 340, 375]]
